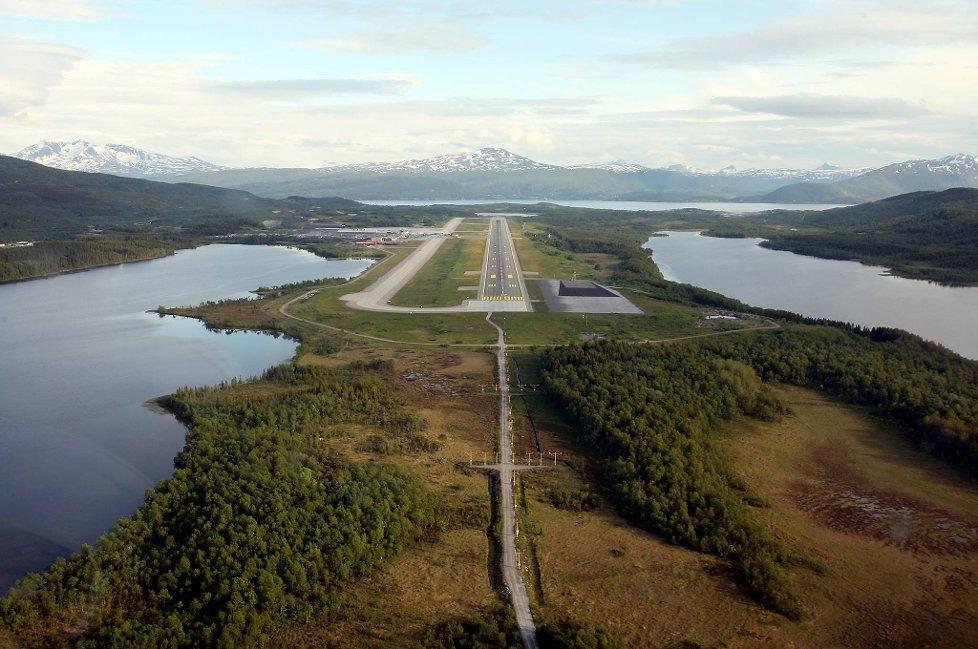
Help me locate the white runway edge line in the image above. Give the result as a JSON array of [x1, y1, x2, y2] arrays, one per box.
[[486, 313, 538, 649]]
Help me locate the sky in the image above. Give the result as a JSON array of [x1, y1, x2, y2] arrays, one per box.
[[1, 0, 976, 169]]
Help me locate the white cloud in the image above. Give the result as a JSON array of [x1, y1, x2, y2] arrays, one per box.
[[713, 94, 931, 119], [0, 0, 100, 20], [205, 77, 415, 98], [295, 21, 488, 53], [612, 6, 978, 68], [0, 36, 83, 115], [1, 2, 975, 170]]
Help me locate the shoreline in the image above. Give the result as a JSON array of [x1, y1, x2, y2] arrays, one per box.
[[0, 246, 363, 592], [665, 229, 978, 288], [0, 246, 189, 286]]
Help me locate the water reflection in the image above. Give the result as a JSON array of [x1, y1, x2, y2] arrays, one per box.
[[645, 231, 978, 359]]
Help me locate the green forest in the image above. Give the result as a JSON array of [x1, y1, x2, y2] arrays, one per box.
[[0, 362, 435, 648], [540, 342, 800, 617], [698, 326, 978, 471], [539, 323, 978, 617], [0, 236, 179, 283], [420, 607, 624, 649]]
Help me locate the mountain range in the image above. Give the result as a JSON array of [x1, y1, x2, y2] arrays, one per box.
[[744, 154, 978, 204], [14, 141, 225, 178], [0, 154, 354, 240], [12, 141, 978, 204]]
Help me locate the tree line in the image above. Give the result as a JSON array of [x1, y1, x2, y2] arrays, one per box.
[[699, 326, 978, 471], [540, 341, 801, 618], [0, 235, 178, 283], [539, 322, 978, 618], [0, 361, 435, 647]]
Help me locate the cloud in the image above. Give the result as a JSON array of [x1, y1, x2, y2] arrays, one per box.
[[295, 21, 488, 53], [205, 77, 414, 98], [208, 0, 428, 15], [611, 7, 978, 68], [0, 0, 100, 20], [712, 94, 931, 119], [2, 3, 975, 171], [296, 96, 598, 118], [0, 36, 84, 115]]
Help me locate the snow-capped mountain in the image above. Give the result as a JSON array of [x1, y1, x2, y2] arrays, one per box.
[[713, 163, 867, 182], [574, 159, 863, 181], [869, 153, 978, 181], [14, 140, 225, 177], [326, 147, 560, 174], [744, 153, 978, 204], [570, 160, 653, 173], [659, 163, 709, 175], [38, 140, 967, 204], [322, 148, 867, 182]]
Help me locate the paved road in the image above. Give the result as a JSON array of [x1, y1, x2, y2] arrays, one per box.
[[486, 314, 538, 649], [340, 217, 468, 312], [478, 217, 529, 307]]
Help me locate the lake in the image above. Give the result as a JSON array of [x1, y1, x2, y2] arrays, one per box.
[[0, 245, 371, 591], [646, 231, 978, 359], [361, 199, 846, 213]]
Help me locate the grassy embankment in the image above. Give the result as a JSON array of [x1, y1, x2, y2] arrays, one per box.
[[161, 243, 493, 347]]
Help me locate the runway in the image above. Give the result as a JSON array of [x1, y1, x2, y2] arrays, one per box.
[[341, 216, 528, 313], [475, 216, 529, 311]]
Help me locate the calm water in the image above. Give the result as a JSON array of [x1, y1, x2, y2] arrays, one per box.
[[0, 245, 370, 590], [646, 231, 978, 359], [361, 199, 845, 213]]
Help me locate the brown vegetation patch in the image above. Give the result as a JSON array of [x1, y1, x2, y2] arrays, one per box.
[[433, 352, 463, 367], [790, 444, 978, 556]]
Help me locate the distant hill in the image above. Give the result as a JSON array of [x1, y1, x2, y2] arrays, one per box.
[[769, 186, 978, 228], [730, 187, 978, 285], [14, 140, 225, 178], [0, 155, 357, 239], [744, 154, 978, 204], [166, 147, 864, 201], [18, 142, 977, 204], [736, 182, 864, 204]]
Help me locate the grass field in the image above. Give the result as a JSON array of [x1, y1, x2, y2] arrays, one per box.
[[454, 219, 490, 234], [511, 384, 978, 647], [163, 227, 762, 348], [390, 229, 486, 308], [513, 221, 600, 280]]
